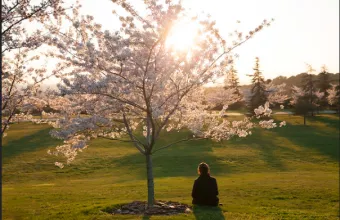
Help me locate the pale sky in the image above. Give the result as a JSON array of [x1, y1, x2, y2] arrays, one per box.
[[180, 0, 339, 85], [41, 0, 339, 86]]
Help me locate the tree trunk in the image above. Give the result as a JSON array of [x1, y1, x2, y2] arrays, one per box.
[[303, 114, 306, 125], [146, 153, 155, 208]]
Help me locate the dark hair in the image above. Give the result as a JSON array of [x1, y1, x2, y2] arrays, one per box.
[[198, 162, 210, 175]]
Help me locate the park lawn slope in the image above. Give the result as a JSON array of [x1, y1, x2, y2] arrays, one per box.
[[2, 114, 339, 219]]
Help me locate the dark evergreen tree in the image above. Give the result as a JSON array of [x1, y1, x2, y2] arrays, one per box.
[[335, 84, 340, 113], [224, 64, 241, 95], [317, 65, 331, 92], [301, 65, 317, 116], [294, 97, 315, 125], [317, 65, 330, 108], [248, 57, 267, 114], [224, 64, 244, 109]]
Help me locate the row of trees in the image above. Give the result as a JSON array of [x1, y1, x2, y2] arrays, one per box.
[[222, 57, 287, 113], [222, 57, 339, 120], [291, 65, 339, 124], [271, 71, 339, 91]]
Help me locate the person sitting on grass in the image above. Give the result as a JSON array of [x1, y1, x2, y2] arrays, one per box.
[[192, 162, 219, 206]]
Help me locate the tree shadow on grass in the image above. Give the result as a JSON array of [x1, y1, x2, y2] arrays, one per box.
[[307, 114, 339, 130], [193, 205, 225, 220], [2, 127, 62, 160], [227, 129, 288, 172], [272, 122, 339, 161], [108, 138, 232, 179], [81, 128, 291, 180], [258, 141, 287, 170]]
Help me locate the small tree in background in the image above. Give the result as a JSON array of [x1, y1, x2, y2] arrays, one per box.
[[294, 97, 315, 125], [266, 82, 288, 107], [301, 64, 318, 116], [224, 64, 244, 110], [290, 84, 324, 125], [327, 84, 340, 113], [317, 65, 331, 109], [248, 57, 267, 114]]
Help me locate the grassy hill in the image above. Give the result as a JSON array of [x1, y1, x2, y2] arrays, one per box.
[[2, 114, 339, 219]]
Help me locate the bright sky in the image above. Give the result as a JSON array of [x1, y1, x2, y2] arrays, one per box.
[[180, 0, 339, 85], [43, 0, 339, 86]]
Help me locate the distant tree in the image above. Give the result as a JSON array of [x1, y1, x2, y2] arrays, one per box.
[[301, 64, 318, 116], [290, 86, 305, 106], [22, 95, 49, 118], [327, 84, 340, 113], [248, 57, 267, 114], [337, 85, 340, 113], [266, 83, 288, 106], [271, 76, 287, 85], [317, 65, 331, 108], [205, 87, 240, 110], [271, 72, 339, 95], [291, 83, 324, 124], [224, 64, 244, 109], [294, 97, 315, 125], [314, 90, 325, 112], [224, 64, 240, 95]]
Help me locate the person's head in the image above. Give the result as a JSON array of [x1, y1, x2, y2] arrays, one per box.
[[197, 162, 210, 176]]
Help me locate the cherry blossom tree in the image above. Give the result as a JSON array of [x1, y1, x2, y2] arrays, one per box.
[[243, 78, 288, 111], [1, 0, 67, 54], [45, 0, 284, 207], [1, 0, 75, 137], [266, 82, 288, 105], [327, 84, 340, 112], [22, 96, 48, 119], [290, 86, 305, 106], [290, 85, 325, 125], [2, 50, 48, 135]]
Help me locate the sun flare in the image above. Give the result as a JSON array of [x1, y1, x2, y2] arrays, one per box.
[[166, 21, 199, 51]]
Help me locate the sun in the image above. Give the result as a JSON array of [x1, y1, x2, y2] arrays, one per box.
[[166, 21, 199, 51]]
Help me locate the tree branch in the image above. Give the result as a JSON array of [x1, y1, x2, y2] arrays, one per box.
[[122, 113, 146, 155]]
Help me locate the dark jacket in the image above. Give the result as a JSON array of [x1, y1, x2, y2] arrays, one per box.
[[191, 174, 219, 206]]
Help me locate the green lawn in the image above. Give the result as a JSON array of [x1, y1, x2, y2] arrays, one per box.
[[2, 115, 339, 219]]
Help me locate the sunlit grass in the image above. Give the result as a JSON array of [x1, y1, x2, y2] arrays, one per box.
[[2, 115, 339, 219]]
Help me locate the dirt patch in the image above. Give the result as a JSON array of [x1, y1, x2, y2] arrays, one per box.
[[102, 200, 192, 216]]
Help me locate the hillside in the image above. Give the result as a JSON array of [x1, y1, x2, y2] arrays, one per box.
[[2, 114, 339, 219]]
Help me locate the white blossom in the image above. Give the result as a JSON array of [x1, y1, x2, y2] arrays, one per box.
[[54, 162, 64, 169], [327, 84, 339, 106], [279, 121, 286, 127]]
